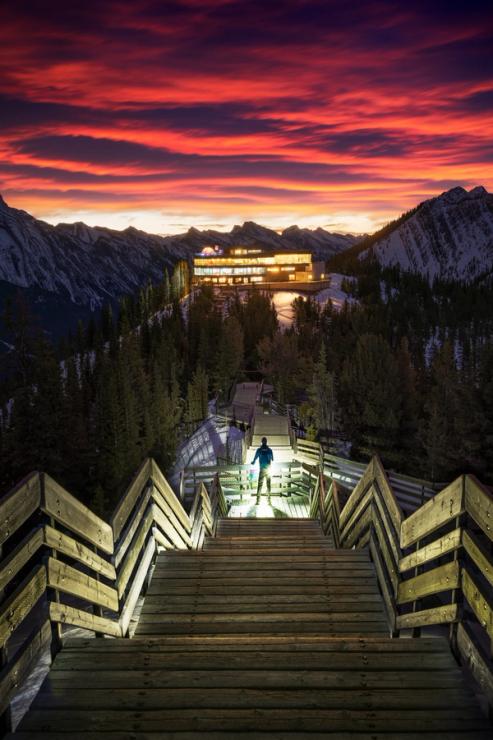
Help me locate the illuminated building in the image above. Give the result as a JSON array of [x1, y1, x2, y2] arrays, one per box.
[[193, 246, 326, 286]]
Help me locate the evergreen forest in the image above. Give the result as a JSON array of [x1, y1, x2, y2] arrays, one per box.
[[2, 254, 493, 513]]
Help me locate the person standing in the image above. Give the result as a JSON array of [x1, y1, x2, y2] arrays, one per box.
[[251, 437, 274, 504]]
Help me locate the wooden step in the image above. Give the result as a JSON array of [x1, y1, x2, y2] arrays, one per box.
[[12, 519, 490, 737]]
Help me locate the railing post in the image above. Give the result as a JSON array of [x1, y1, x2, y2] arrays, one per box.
[[46, 516, 63, 659], [411, 539, 421, 638], [449, 507, 463, 658], [0, 543, 13, 734]]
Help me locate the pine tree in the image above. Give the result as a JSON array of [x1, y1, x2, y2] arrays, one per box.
[[309, 344, 336, 433]]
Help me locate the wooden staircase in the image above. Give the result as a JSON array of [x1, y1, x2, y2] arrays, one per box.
[[10, 518, 490, 738]]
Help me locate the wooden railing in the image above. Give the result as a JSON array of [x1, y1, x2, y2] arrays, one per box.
[[0, 458, 227, 731], [182, 460, 317, 506], [312, 455, 493, 711], [297, 438, 443, 515]]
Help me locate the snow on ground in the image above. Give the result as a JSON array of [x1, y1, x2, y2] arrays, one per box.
[[271, 274, 355, 328]]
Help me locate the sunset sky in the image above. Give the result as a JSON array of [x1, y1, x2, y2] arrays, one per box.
[[1, 0, 493, 235]]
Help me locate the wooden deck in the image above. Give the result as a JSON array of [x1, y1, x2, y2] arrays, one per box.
[[9, 518, 490, 738]]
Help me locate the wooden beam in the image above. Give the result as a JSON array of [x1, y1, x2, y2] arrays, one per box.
[[0, 565, 47, 648], [457, 621, 493, 708], [46, 557, 118, 611], [113, 485, 152, 569], [465, 475, 493, 543], [398, 560, 460, 605], [0, 473, 41, 547], [43, 475, 113, 554], [0, 527, 44, 592], [400, 528, 462, 573], [369, 534, 396, 631], [0, 619, 51, 715], [150, 460, 191, 534], [116, 506, 154, 598], [338, 461, 373, 530], [48, 602, 121, 638], [462, 566, 493, 641], [396, 603, 458, 630], [110, 458, 152, 540], [463, 530, 493, 588], [152, 504, 189, 551], [372, 456, 403, 535], [43, 526, 115, 581], [400, 477, 464, 549], [119, 536, 155, 636]]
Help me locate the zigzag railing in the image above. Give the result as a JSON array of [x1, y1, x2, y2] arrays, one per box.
[[0, 458, 227, 731], [311, 455, 493, 712]]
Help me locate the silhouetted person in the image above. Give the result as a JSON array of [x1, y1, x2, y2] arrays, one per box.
[[251, 437, 274, 504]]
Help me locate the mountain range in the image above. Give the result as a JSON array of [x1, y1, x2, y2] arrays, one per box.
[[1, 185, 492, 344], [359, 186, 493, 282], [0, 195, 357, 341]]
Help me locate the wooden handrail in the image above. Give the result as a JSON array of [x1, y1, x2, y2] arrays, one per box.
[[313, 455, 493, 713], [0, 456, 227, 731]]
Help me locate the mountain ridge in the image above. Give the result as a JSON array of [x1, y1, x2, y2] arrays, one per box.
[[360, 186, 493, 282], [0, 196, 357, 340]]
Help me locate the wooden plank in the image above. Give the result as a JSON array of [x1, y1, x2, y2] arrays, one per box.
[[372, 456, 403, 536], [152, 526, 174, 550], [398, 560, 460, 604], [113, 484, 152, 568], [369, 534, 395, 631], [0, 472, 41, 546], [13, 711, 492, 736], [43, 474, 113, 554], [338, 462, 373, 530], [47, 557, 118, 611], [466, 475, 493, 542], [44, 668, 465, 690], [396, 603, 458, 630], [0, 565, 46, 648], [116, 505, 154, 598], [44, 525, 116, 580], [0, 527, 44, 591], [119, 535, 155, 636], [372, 485, 401, 566], [340, 504, 372, 549], [371, 501, 399, 595], [152, 504, 189, 550], [400, 528, 462, 573], [339, 488, 372, 542], [462, 566, 493, 640], [48, 602, 121, 638], [29, 686, 476, 710], [151, 459, 191, 533], [0, 619, 51, 714], [463, 529, 493, 588], [400, 477, 464, 549], [153, 487, 192, 548], [457, 621, 493, 707], [110, 458, 152, 540]]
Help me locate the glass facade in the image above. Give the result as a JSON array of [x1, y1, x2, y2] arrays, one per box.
[[193, 246, 321, 286]]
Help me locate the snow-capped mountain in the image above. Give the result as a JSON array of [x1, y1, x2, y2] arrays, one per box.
[[360, 186, 493, 282], [0, 196, 356, 340], [0, 196, 189, 311]]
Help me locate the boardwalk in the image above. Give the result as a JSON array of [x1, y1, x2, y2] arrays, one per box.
[[10, 519, 490, 738]]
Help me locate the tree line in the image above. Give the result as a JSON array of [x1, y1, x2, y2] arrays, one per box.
[[0, 259, 280, 512], [258, 263, 493, 484]]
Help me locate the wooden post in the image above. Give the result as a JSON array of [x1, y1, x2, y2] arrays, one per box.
[[47, 516, 63, 660], [0, 543, 12, 734], [449, 513, 462, 657], [411, 539, 421, 638]]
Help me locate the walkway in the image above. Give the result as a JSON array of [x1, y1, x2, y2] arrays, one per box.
[[11, 519, 489, 737]]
